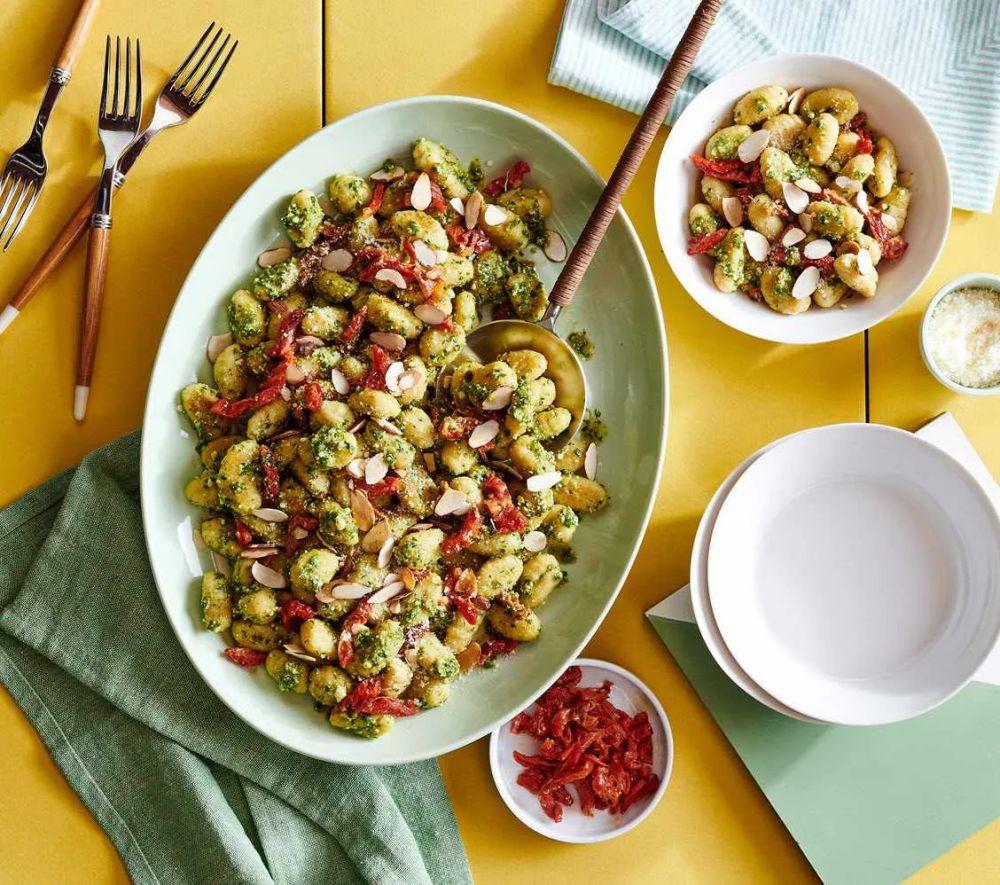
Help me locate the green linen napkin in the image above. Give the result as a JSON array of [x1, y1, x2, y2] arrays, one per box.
[[0, 432, 471, 885]]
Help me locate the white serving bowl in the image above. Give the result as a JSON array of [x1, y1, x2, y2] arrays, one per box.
[[920, 272, 1000, 395], [655, 53, 951, 344], [489, 659, 672, 843]]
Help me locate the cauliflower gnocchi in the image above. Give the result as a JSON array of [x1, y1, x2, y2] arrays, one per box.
[[180, 139, 609, 739], [687, 85, 912, 313]]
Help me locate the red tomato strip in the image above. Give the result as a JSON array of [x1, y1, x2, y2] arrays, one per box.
[[441, 508, 485, 557], [224, 647, 267, 668], [482, 160, 530, 196], [690, 154, 760, 183], [686, 228, 727, 255]]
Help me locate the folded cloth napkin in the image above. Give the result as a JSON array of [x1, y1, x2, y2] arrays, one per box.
[[0, 433, 471, 885], [550, 0, 1000, 212]]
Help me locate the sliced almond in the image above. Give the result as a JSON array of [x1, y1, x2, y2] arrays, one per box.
[[292, 526, 310, 540], [369, 580, 405, 604], [457, 641, 482, 673], [782, 181, 809, 215], [251, 561, 287, 589], [397, 369, 421, 392], [584, 442, 598, 480], [794, 177, 821, 195], [855, 189, 870, 214], [834, 175, 861, 194], [722, 196, 743, 228], [241, 544, 280, 560], [435, 485, 469, 516], [365, 452, 389, 485], [737, 128, 771, 163], [385, 361, 405, 395], [348, 419, 366, 434], [787, 86, 806, 115], [374, 268, 408, 289], [351, 489, 376, 531], [523, 530, 547, 553], [373, 417, 403, 436], [250, 507, 289, 523], [803, 238, 832, 259], [321, 248, 353, 272], [449, 196, 465, 214], [464, 191, 483, 229], [346, 458, 366, 479], [856, 248, 874, 275], [481, 386, 514, 411], [371, 165, 405, 182], [782, 227, 806, 247], [799, 212, 814, 233], [423, 452, 436, 472], [285, 363, 307, 385], [792, 266, 820, 300], [482, 204, 508, 226], [526, 471, 562, 492], [880, 212, 898, 231], [206, 333, 233, 364], [376, 537, 395, 570], [543, 229, 568, 262], [296, 334, 326, 349], [280, 386, 292, 402], [411, 239, 438, 266], [330, 367, 351, 395], [258, 246, 292, 267], [331, 581, 372, 600], [410, 172, 432, 211], [414, 302, 448, 325], [369, 330, 406, 352], [455, 568, 478, 596], [362, 518, 391, 553], [469, 419, 500, 449], [210, 551, 231, 579], [743, 229, 770, 262], [192, 527, 206, 550], [283, 643, 318, 663]]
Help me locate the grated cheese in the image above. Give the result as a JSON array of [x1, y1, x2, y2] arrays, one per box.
[[926, 287, 1000, 389]]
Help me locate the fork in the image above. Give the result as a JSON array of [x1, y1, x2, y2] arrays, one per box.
[[0, 23, 237, 336], [0, 0, 101, 253], [74, 36, 142, 422]]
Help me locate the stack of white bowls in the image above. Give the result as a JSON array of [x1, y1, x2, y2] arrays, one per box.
[[691, 424, 1000, 726]]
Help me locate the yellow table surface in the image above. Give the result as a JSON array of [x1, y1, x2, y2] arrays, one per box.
[[1, 1, 997, 882]]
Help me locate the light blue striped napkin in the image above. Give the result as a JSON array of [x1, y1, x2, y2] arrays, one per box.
[[550, 0, 1000, 212]]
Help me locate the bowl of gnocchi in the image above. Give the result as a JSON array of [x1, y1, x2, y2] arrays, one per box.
[[140, 96, 668, 765], [655, 54, 951, 344]]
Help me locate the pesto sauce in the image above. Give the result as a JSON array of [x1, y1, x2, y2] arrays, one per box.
[[567, 330, 595, 361], [581, 409, 608, 444]]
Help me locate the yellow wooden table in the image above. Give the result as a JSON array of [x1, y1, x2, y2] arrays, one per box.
[[1, 1, 997, 882]]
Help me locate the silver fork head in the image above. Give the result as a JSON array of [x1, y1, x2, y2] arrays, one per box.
[[97, 35, 143, 158], [161, 23, 238, 118], [0, 157, 42, 252]]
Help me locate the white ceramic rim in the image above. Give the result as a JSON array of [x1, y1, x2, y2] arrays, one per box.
[[919, 271, 1000, 396], [139, 95, 669, 764], [654, 52, 952, 344], [488, 658, 674, 843], [705, 423, 1000, 725]]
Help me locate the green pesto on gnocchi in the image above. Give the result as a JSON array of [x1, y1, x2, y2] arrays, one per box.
[[688, 85, 912, 313], [180, 140, 608, 740]]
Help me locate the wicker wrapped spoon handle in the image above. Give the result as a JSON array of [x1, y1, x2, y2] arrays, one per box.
[[549, 0, 724, 309]]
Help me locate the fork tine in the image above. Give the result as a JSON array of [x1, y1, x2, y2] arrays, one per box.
[[0, 178, 29, 243], [188, 33, 230, 99], [112, 36, 121, 117], [123, 38, 132, 118], [176, 27, 222, 93], [99, 35, 111, 117], [134, 38, 142, 120], [0, 176, 23, 236], [196, 39, 238, 105], [3, 183, 38, 251], [168, 22, 215, 86]]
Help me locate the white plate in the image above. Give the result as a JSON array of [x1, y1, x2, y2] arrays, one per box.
[[707, 424, 1000, 725], [655, 53, 951, 344], [140, 96, 668, 765], [689, 433, 826, 724], [489, 659, 672, 843]]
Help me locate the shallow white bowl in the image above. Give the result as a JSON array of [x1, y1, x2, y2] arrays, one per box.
[[489, 659, 672, 843], [707, 424, 1000, 726], [655, 53, 951, 344], [140, 96, 668, 765], [920, 272, 1000, 396]]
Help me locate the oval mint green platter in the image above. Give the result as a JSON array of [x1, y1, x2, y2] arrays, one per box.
[[140, 96, 668, 765]]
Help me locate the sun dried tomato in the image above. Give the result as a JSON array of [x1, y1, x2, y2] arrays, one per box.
[[267, 308, 306, 360], [341, 674, 384, 711], [428, 179, 449, 213], [258, 445, 280, 502], [437, 415, 479, 440], [847, 111, 867, 132], [337, 598, 372, 667], [211, 361, 290, 418], [234, 519, 252, 548], [358, 475, 400, 499], [360, 181, 385, 218], [302, 381, 324, 412], [339, 305, 368, 347], [690, 154, 760, 183], [354, 696, 421, 716], [479, 638, 518, 666], [281, 599, 316, 631], [482, 474, 528, 533], [223, 647, 267, 668], [363, 344, 391, 390], [881, 235, 908, 261], [821, 188, 849, 206], [746, 286, 764, 303], [449, 594, 482, 625], [446, 223, 492, 256], [441, 507, 485, 557], [802, 255, 836, 274], [356, 257, 417, 284], [855, 133, 873, 155], [686, 228, 727, 255], [284, 513, 318, 556], [482, 160, 530, 196], [734, 186, 755, 206]]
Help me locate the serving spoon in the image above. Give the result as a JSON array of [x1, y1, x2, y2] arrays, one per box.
[[441, 0, 724, 449]]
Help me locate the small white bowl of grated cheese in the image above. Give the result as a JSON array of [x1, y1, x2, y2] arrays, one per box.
[[921, 273, 1000, 396]]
